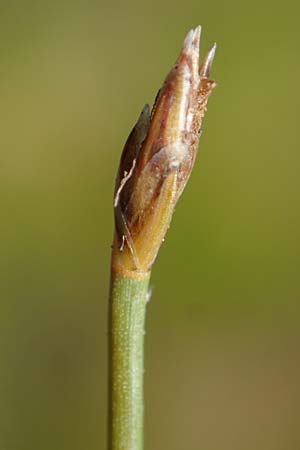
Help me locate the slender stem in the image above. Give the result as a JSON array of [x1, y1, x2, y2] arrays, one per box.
[[108, 270, 150, 450]]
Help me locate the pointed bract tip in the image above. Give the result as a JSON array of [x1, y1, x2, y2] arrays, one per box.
[[183, 29, 194, 49], [200, 42, 217, 78], [181, 26, 202, 79], [192, 25, 202, 49], [182, 26, 201, 54]]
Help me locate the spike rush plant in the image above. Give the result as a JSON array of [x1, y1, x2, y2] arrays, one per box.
[[108, 26, 217, 450]]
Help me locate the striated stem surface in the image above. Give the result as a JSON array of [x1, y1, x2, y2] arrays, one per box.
[[108, 271, 150, 450]]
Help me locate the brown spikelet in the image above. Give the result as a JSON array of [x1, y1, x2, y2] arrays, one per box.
[[112, 26, 217, 277]]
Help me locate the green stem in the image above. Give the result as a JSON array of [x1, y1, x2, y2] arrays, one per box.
[[108, 271, 150, 450]]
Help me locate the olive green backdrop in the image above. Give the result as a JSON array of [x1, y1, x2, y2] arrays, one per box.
[[1, 1, 299, 449]]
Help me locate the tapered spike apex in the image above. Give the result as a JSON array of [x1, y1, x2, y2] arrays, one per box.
[[180, 26, 202, 82], [192, 25, 202, 50], [182, 26, 201, 56], [183, 29, 194, 47], [200, 42, 217, 78]]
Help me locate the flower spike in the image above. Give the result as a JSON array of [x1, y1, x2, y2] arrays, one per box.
[[112, 27, 217, 277]]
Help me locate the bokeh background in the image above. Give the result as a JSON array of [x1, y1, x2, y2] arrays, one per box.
[[1, 1, 300, 449]]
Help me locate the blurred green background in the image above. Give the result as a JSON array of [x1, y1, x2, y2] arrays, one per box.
[[1, 1, 300, 449]]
